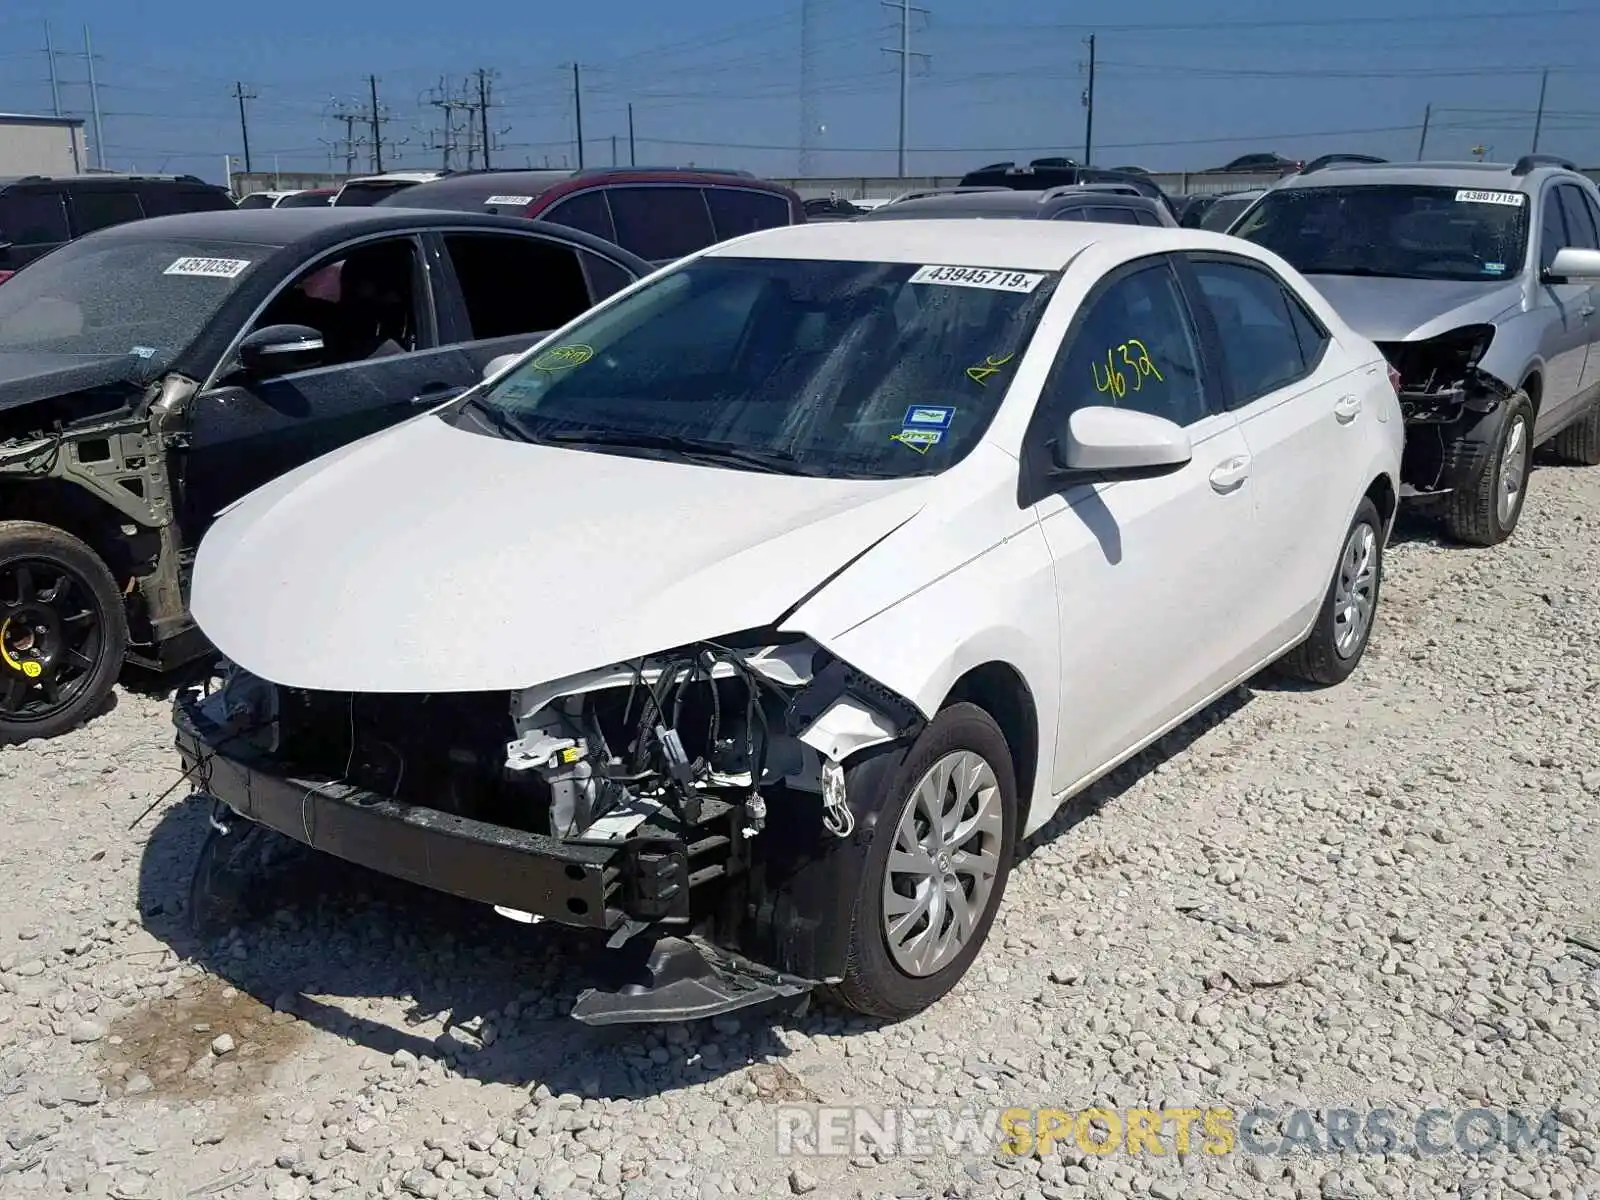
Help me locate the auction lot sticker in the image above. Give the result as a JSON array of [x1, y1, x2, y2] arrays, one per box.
[[1454, 190, 1525, 207], [908, 265, 1047, 292], [164, 256, 253, 279]]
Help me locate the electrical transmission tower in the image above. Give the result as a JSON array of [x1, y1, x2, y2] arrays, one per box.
[[881, 0, 930, 178], [422, 73, 505, 170], [324, 97, 369, 173]]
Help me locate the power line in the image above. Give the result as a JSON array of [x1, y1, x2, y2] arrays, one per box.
[[942, 5, 1600, 34]]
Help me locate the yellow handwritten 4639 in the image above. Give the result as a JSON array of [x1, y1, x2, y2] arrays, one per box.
[[1092, 339, 1164, 399]]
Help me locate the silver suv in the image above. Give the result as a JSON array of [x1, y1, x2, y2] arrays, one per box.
[[1229, 155, 1600, 545]]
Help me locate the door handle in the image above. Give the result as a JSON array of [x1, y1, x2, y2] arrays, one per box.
[[1208, 454, 1251, 493], [410, 384, 465, 407], [1333, 394, 1362, 423], [1581, 303, 1596, 319]]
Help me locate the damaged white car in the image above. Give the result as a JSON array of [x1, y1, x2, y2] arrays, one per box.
[[174, 219, 1403, 1024]]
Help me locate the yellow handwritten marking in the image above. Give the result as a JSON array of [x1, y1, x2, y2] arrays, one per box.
[[890, 429, 940, 455], [532, 344, 594, 371], [966, 352, 1015, 386], [1092, 338, 1163, 400]]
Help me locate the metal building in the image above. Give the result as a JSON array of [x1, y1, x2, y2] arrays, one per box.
[[0, 113, 88, 176]]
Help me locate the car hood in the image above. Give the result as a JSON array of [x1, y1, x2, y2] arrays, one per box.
[[191, 415, 931, 693], [0, 352, 145, 412], [1302, 274, 1522, 343]]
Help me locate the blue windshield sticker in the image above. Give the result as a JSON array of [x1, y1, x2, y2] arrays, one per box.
[[1484, 262, 1507, 274], [902, 404, 955, 428], [891, 428, 943, 454]]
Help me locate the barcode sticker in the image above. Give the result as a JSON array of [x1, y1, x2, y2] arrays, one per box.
[[164, 256, 252, 279], [1455, 190, 1525, 207], [908, 264, 1048, 292]]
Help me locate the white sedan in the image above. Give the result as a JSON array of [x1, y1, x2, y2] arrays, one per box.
[[177, 219, 1403, 1024]]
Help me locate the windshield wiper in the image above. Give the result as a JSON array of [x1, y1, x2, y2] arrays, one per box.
[[535, 427, 812, 474], [456, 392, 533, 442]]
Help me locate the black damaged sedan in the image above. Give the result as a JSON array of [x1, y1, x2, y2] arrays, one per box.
[[0, 206, 649, 741]]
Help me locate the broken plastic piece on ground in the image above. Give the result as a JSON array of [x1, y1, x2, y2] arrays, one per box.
[[570, 934, 815, 1025], [492, 905, 543, 924]]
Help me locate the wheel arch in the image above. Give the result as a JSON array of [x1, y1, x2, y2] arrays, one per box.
[[939, 661, 1039, 815], [0, 479, 144, 583]]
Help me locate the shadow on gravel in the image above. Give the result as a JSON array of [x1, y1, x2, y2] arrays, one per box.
[[1018, 686, 1253, 861], [133, 795, 845, 1102]]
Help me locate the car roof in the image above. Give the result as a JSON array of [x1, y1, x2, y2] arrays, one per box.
[[704, 218, 1224, 270], [864, 189, 1159, 220], [341, 171, 445, 185], [1271, 160, 1567, 192], [72, 206, 652, 267]]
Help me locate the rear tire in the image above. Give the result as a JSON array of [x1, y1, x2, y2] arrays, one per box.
[[1551, 400, 1600, 467], [824, 702, 1018, 1021], [1280, 496, 1383, 686], [1442, 390, 1535, 546], [0, 521, 127, 744]]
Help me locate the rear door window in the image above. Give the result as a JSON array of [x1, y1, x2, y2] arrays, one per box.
[[68, 189, 145, 234], [0, 190, 71, 247], [441, 233, 595, 340], [579, 251, 635, 301], [604, 185, 716, 261], [539, 189, 617, 243], [704, 188, 792, 240]]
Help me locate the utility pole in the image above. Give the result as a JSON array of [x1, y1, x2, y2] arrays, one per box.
[[44, 22, 61, 116], [1082, 34, 1097, 164], [232, 82, 256, 172], [799, 0, 821, 175], [628, 103, 636, 166], [881, 0, 930, 178], [425, 77, 471, 169], [570, 64, 585, 169], [477, 68, 494, 169], [83, 26, 105, 170], [1417, 103, 1432, 160], [1532, 69, 1549, 153], [369, 75, 385, 171]]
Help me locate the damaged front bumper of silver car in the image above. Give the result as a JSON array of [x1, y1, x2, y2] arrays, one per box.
[[173, 633, 925, 1024]]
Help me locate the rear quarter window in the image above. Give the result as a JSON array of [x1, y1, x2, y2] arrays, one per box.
[[138, 185, 236, 216], [705, 188, 793, 241]]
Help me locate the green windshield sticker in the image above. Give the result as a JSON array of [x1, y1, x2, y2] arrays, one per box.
[[532, 344, 594, 371]]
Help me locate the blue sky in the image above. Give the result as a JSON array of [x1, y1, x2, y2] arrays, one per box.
[[2, 0, 1599, 183]]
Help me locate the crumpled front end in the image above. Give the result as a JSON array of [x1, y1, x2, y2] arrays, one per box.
[[175, 630, 925, 1024]]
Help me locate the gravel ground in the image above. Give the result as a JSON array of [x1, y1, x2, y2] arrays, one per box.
[[0, 459, 1597, 1200]]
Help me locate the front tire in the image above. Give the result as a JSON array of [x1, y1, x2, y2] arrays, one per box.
[[825, 702, 1017, 1020], [1280, 496, 1384, 686], [1551, 400, 1600, 467], [1443, 390, 1535, 545], [0, 521, 127, 744]]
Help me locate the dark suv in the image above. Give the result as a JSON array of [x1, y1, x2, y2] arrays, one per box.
[[861, 185, 1176, 227], [957, 158, 1177, 218], [375, 167, 804, 264], [0, 173, 235, 281]]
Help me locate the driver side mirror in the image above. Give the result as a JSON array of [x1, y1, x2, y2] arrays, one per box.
[[1049, 406, 1193, 480], [237, 323, 326, 376], [482, 352, 521, 382], [1546, 246, 1600, 283]]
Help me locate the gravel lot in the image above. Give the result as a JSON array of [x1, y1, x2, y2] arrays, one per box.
[[0, 458, 1597, 1200]]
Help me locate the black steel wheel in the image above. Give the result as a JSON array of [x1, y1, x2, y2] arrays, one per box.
[[0, 521, 127, 743]]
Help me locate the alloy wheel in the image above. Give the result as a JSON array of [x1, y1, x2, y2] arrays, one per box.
[[882, 749, 1005, 977]]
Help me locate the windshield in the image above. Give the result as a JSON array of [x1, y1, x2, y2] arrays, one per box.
[[236, 193, 276, 209], [0, 236, 271, 372], [458, 256, 1060, 479], [1201, 195, 1256, 232], [1232, 184, 1529, 281], [277, 191, 332, 208]]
